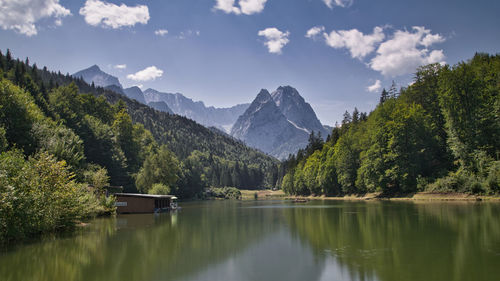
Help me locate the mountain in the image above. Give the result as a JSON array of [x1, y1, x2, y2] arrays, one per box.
[[231, 86, 330, 159], [72, 66, 248, 132], [143, 88, 249, 132], [231, 89, 310, 159], [124, 86, 147, 104], [148, 101, 173, 114], [271, 86, 329, 137], [72, 65, 122, 88]]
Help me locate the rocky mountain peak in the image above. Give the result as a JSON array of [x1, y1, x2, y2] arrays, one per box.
[[72, 65, 122, 88], [271, 86, 327, 136], [231, 86, 331, 159], [255, 89, 272, 102]]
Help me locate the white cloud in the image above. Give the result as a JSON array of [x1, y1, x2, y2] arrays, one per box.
[[214, 0, 267, 15], [155, 29, 168, 36], [421, 33, 445, 47], [127, 66, 163, 82], [258, 27, 290, 54], [0, 0, 71, 36], [323, 26, 385, 59], [370, 26, 446, 76], [305, 26, 325, 40], [79, 0, 149, 29], [114, 64, 126, 69], [177, 29, 200, 39], [366, 80, 381, 93], [323, 0, 353, 9]]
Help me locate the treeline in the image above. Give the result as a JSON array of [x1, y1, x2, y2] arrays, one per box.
[[282, 53, 499, 196]]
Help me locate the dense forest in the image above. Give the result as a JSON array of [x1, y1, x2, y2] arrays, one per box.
[[0, 49, 277, 242], [281, 53, 499, 196]]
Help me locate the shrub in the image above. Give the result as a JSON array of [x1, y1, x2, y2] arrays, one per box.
[[0, 150, 101, 243], [207, 187, 241, 200]]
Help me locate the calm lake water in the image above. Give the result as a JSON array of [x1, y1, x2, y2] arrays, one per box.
[[1, 200, 500, 281]]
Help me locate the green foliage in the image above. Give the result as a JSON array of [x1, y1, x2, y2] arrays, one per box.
[[207, 187, 242, 200], [0, 78, 42, 154], [148, 183, 171, 195], [31, 121, 86, 170], [135, 146, 180, 194], [0, 126, 7, 153], [438, 54, 500, 171], [1, 50, 278, 194], [0, 150, 101, 243], [83, 164, 110, 191], [281, 53, 500, 196]]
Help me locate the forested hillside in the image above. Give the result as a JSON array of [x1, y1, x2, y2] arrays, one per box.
[[0, 49, 279, 197], [281, 53, 499, 196]]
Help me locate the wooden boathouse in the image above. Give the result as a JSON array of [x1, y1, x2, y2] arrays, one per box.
[[114, 193, 177, 214]]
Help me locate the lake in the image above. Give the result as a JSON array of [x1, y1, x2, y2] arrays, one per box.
[[1, 200, 499, 281]]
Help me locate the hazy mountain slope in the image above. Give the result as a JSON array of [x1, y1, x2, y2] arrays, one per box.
[[148, 101, 173, 114], [124, 86, 147, 104], [72, 65, 122, 88]]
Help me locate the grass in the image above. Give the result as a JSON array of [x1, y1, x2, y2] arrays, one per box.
[[240, 189, 286, 200]]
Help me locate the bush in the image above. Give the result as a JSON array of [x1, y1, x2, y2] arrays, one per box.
[[427, 170, 486, 194], [485, 161, 500, 194], [0, 150, 102, 243], [83, 164, 110, 191], [426, 159, 500, 195], [207, 187, 241, 200]]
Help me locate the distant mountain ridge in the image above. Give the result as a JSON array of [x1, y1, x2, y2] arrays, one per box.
[[72, 66, 329, 150], [73, 65, 249, 132], [124, 86, 147, 104], [143, 88, 249, 132], [231, 86, 330, 159]]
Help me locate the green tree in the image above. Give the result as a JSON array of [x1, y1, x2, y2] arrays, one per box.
[[148, 183, 171, 195], [135, 146, 181, 194]]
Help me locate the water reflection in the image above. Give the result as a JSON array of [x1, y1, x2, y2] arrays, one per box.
[[0, 200, 499, 281], [284, 201, 500, 281]]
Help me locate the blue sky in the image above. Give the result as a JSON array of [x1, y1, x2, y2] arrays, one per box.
[[1, 0, 499, 125]]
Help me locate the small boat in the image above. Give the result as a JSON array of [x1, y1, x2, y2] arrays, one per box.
[[293, 198, 308, 203]]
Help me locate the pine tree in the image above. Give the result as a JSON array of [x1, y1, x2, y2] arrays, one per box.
[[388, 80, 398, 98], [380, 88, 389, 104], [352, 107, 359, 123]]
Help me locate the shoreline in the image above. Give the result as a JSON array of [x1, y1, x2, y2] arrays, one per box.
[[284, 192, 500, 202]]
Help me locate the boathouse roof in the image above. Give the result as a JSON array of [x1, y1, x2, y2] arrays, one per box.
[[114, 193, 177, 199]]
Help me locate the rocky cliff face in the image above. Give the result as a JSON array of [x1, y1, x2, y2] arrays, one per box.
[[143, 88, 249, 132], [271, 86, 329, 137], [231, 86, 330, 159]]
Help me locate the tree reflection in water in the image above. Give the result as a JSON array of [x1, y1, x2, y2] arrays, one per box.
[[0, 200, 499, 281]]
